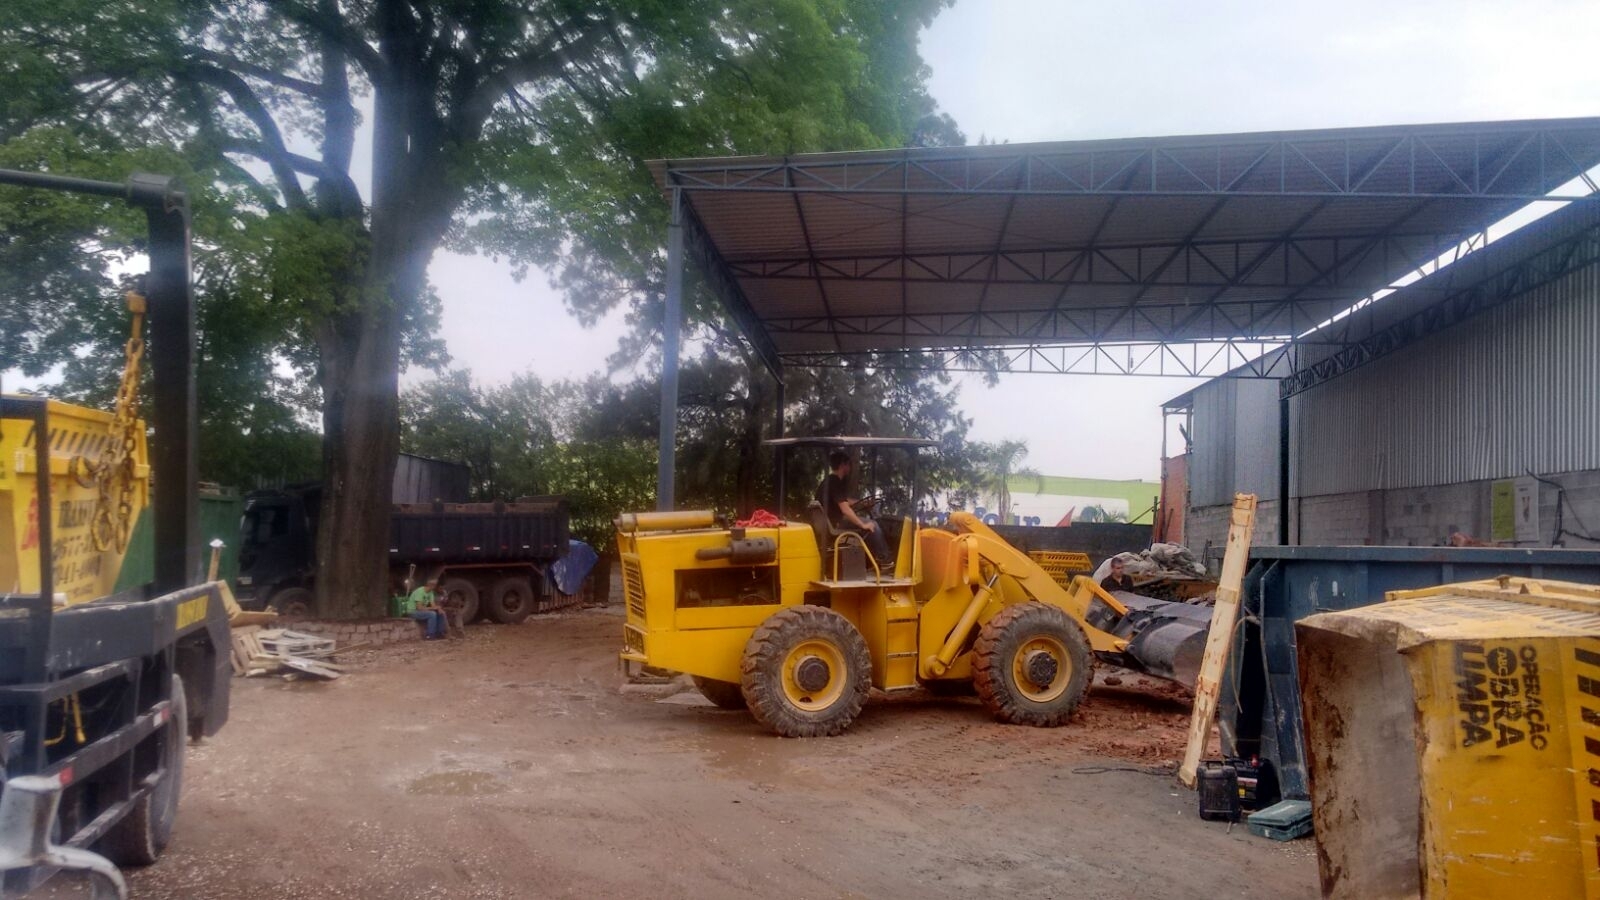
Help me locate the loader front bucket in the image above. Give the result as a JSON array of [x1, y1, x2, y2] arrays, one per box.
[[1086, 593, 1211, 688]]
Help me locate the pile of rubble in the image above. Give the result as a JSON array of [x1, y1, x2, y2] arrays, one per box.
[[1094, 543, 1215, 602]]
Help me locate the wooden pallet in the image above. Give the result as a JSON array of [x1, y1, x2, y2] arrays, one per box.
[[230, 627, 348, 680]]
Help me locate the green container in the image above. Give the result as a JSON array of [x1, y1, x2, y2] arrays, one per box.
[[1246, 800, 1313, 842], [114, 487, 243, 591]]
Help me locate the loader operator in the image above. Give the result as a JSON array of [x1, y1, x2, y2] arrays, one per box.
[[816, 449, 894, 577]]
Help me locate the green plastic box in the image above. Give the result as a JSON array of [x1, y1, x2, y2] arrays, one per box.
[[1246, 800, 1312, 841]]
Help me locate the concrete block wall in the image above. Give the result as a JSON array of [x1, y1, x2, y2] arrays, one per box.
[[1184, 499, 1280, 564], [291, 618, 422, 646]]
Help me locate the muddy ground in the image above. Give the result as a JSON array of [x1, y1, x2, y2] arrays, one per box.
[[71, 607, 1316, 899]]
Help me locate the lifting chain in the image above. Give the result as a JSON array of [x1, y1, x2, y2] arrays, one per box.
[[87, 290, 147, 553]]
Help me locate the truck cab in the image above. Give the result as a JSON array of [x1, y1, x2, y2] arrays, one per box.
[[236, 488, 318, 612]]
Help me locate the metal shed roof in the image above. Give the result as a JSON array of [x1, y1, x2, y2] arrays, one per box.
[[651, 118, 1600, 378], [1161, 195, 1600, 409]]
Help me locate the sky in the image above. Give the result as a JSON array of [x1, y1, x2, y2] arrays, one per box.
[[10, 1, 1600, 481], [423, 0, 1600, 482]]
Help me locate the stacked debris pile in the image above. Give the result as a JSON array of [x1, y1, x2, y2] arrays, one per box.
[[230, 626, 350, 681], [1094, 543, 1216, 603]]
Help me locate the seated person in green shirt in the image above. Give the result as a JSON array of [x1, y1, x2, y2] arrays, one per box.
[[402, 578, 448, 640]]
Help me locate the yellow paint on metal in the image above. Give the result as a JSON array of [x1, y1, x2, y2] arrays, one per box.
[[1299, 576, 1600, 899], [176, 594, 209, 630], [780, 638, 846, 710], [1028, 550, 1093, 588], [617, 501, 1136, 700], [614, 509, 716, 533], [1, 398, 149, 605], [1012, 635, 1071, 702]]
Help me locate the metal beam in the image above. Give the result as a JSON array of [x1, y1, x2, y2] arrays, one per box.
[[657, 189, 684, 510], [140, 175, 200, 591], [679, 203, 782, 377], [781, 339, 1298, 378], [1279, 217, 1600, 397], [664, 124, 1600, 201]]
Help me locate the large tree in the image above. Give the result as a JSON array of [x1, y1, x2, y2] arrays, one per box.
[[4, 0, 957, 616]]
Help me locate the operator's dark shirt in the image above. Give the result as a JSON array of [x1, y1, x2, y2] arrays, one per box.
[[815, 473, 850, 528], [1100, 573, 1136, 593]]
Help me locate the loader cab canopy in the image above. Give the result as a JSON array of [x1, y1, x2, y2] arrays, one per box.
[[764, 436, 937, 520]]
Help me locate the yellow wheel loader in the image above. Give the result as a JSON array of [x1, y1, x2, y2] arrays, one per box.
[[617, 437, 1208, 738]]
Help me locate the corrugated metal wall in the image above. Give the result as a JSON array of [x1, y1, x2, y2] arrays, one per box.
[[1189, 378, 1281, 507], [392, 453, 472, 504], [1294, 261, 1600, 496]]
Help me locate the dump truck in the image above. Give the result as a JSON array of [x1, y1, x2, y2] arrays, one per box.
[[617, 437, 1210, 737], [1, 170, 230, 897], [237, 481, 572, 624]]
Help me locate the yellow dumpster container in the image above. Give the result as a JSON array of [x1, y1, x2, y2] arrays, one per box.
[[0, 397, 149, 605], [1297, 576, 1600, 899]]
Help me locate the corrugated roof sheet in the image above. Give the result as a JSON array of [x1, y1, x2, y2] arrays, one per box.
[[652, 118, 1600, 368]]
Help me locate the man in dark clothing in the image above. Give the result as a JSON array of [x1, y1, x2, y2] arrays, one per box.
[[1099, 557, 1136, 593], [816, 449, 894, 577]]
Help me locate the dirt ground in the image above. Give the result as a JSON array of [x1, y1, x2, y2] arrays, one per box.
[[73, 607, 1315, 899]]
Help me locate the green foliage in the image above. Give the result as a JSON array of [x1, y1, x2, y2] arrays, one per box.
[[401, 343, 989, 549], [968, 439, 1040, 524], [400, 370, 654, 552], [4, 0, 965, 611]]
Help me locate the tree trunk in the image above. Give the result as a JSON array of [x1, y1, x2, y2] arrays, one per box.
[[733, 379, 768, 516], [311, 43, 453, 617]]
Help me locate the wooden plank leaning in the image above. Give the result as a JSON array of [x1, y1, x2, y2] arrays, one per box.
[[1178, 493, 1258, 788]]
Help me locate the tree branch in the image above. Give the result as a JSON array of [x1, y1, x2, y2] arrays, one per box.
[[264, 0, 386, 82], [457, 19, 611, 136], [177, 63, 312, 212], [185, 48, 330, 98]]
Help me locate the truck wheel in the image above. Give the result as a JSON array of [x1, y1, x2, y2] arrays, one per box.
[[485, 576, 535, 625], [973, 602, 1093, 727], [691, 676, 748, 710], [440, 577, 479, 624], [101, 673, 186, 866], [268, 587, 313, 618], [740, 606, 871, 738]]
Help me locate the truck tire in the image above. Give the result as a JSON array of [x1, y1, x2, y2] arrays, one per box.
[[485, 576, 535, 625], [268, 587, 313, 618], [691, 676, 748, 710], [101, 673, 186, 866], [440, 577, 480, 624], [740, 606, 872, 738], [973, 602, 1093, 727]]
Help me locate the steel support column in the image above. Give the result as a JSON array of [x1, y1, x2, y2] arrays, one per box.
[[657, 189, 684, 511], [773, 375, 786, 517], [141, 176, 200, 591], [1278, 392, 1291, 545]]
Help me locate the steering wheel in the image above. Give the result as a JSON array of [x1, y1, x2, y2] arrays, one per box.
[[850, 495, 881, 515]]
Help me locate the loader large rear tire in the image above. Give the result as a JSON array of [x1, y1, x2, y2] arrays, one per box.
[[740, 606, 871, 737], [691, 676, 748, 710], [973, 602, 1092, 727]]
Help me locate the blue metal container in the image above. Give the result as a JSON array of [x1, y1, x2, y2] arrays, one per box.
[[1220, 545, 1600, 800]]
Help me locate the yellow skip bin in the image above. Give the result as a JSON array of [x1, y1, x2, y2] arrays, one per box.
[[1, 398, 149, 605], [1298, 576, 1600, 899]]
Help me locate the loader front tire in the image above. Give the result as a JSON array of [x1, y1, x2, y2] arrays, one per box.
[[691, 676, 748, 710], [740, 606, 871, 737], [973, 602, 1092, 727]]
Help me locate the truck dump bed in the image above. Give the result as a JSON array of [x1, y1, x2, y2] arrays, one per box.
[[389, 498, 570, 564]]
